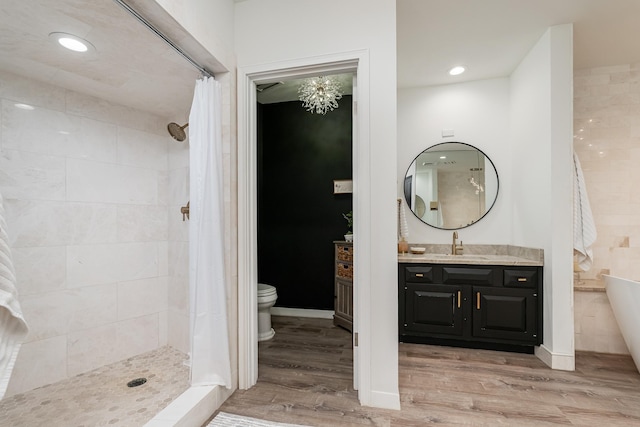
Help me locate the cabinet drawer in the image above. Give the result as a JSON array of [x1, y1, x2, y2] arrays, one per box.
[[404, 266, 434, 283], [337, 262, 353, 279], [336, 245, 353, 262], [504, 269, 538, 288], [442, 267, 493, 285]]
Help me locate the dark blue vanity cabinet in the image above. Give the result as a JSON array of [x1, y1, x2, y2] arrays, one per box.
[[398, 263, 542, 353]]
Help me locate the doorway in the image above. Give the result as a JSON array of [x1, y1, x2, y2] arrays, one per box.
[[238, 52, 372, 399], [256, 75, 353, 317]]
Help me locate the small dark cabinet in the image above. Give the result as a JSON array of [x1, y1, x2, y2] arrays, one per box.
[[399, 263, 542, 352]]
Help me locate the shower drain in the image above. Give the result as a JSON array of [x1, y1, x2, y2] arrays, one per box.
[[126, 378, 147, 388]]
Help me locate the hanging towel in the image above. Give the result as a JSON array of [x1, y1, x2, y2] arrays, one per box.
[[399, 199, 409, 240], [573, 153, 597, 271], [0, 192, 28, 399]]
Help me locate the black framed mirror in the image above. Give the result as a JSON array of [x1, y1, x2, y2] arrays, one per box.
[[404, 142, 499, 230]]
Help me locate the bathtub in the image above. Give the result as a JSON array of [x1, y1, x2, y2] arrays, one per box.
[[603, 275, 640, 372]]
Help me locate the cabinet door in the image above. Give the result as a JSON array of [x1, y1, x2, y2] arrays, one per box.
[[403, 284, 464, 336], [334, 278, 353, 332], [472, 286, 538, 343]]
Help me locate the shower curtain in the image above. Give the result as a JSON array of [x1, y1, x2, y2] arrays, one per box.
[[188, 77, 231, 388], [0, 192, 29, 399]]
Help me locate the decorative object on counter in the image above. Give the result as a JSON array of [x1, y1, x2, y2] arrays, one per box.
[[403, 142, 499, 230], [298, 75, 343, 114], [410, 247, 425, 255], [397, 198, 410, 254], [342, 210, 353, 242], [180, 201, 190, 221]]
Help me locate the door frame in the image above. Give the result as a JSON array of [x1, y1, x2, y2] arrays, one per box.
[[237, 50, 372, 402]]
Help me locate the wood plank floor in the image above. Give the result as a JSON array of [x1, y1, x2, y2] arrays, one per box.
[[213, 316, 640, 426]]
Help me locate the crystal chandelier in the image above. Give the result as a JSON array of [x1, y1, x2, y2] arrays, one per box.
[[298, 76, 343, 114]]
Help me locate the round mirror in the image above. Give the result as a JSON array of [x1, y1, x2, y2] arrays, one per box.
[[403, 142, 499, 230]]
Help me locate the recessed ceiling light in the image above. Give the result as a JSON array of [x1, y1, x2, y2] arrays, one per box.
[[49, 32, 95, 53], [449, 66, 465, 76], [439, 156, 447, 159], [14, 103, 35, 110]]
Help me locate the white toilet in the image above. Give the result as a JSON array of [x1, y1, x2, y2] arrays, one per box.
[[257, 283, 278, 341]]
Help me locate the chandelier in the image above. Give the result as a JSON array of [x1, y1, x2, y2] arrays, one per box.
[[298, 76, 343, 114]]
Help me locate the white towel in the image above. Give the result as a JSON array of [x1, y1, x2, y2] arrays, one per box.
[[399, 199, 409, 240], [0, 192, 28, 398], [573, 153, 597, 271]]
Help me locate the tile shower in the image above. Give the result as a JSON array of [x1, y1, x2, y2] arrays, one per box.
[[0, 69, 190, 400], [573, 63, 640, 354]]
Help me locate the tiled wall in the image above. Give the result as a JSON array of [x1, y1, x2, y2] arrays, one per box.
[[167, 128, 190, 354], [0, 70, 183, 395], [573, 63, 640, 354], [438, 170, 485, 229]]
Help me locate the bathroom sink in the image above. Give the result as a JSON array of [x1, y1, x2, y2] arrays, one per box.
[[429, 254, 489, 260]]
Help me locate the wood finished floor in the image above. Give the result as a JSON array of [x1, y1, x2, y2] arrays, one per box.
[[214, 316, 640, 426]]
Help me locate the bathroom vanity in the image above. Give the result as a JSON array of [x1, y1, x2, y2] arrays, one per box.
[[398, 249, 543, 353]]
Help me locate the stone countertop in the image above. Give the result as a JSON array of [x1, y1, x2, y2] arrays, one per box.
[[574, 279, 606, 292], [397, 244, 544, 266]]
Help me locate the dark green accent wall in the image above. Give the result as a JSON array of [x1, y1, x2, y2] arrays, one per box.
[[257, 96, 353, 310]]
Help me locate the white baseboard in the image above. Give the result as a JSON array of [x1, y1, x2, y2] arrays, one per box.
[[368, 390, 401, 410], [535, 345, 575, 371], [271, 307, 334, 319]]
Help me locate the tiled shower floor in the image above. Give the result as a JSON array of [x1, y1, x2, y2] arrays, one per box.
[[0, 346, 189, 426]]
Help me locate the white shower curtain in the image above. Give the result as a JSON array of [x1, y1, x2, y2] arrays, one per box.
[[188, 77, 231, 388]]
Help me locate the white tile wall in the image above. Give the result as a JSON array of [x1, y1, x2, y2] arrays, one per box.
[[0, 70, 184, 396], [8, 336, 68, 393], [66, 158, 158, 205], [574, 62, 640, 354]]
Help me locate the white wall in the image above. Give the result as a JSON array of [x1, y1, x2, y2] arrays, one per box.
[[0, 70, 172, 395], [235, 0, 399, 409], [510, 24, 574, 370], [397, 78, 511, 243]]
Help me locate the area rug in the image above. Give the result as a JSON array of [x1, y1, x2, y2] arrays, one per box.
[[208, 412, 310, 427]]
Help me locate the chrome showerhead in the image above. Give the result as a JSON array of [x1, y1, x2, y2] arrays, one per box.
[[167, 122, 189, 141]]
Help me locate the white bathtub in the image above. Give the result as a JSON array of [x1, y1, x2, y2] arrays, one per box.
[[603, 275, 640, 372]]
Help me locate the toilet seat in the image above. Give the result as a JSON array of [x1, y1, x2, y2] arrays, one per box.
[[258, 283, 277, 298]]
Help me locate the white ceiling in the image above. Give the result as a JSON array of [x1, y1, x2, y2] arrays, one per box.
[[1, 0, 639, 117], [398, 0, 640, 88], [0, 0, 223, 120]]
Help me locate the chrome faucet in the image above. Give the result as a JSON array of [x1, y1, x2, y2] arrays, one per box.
[[451, 231, 464, 255]]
